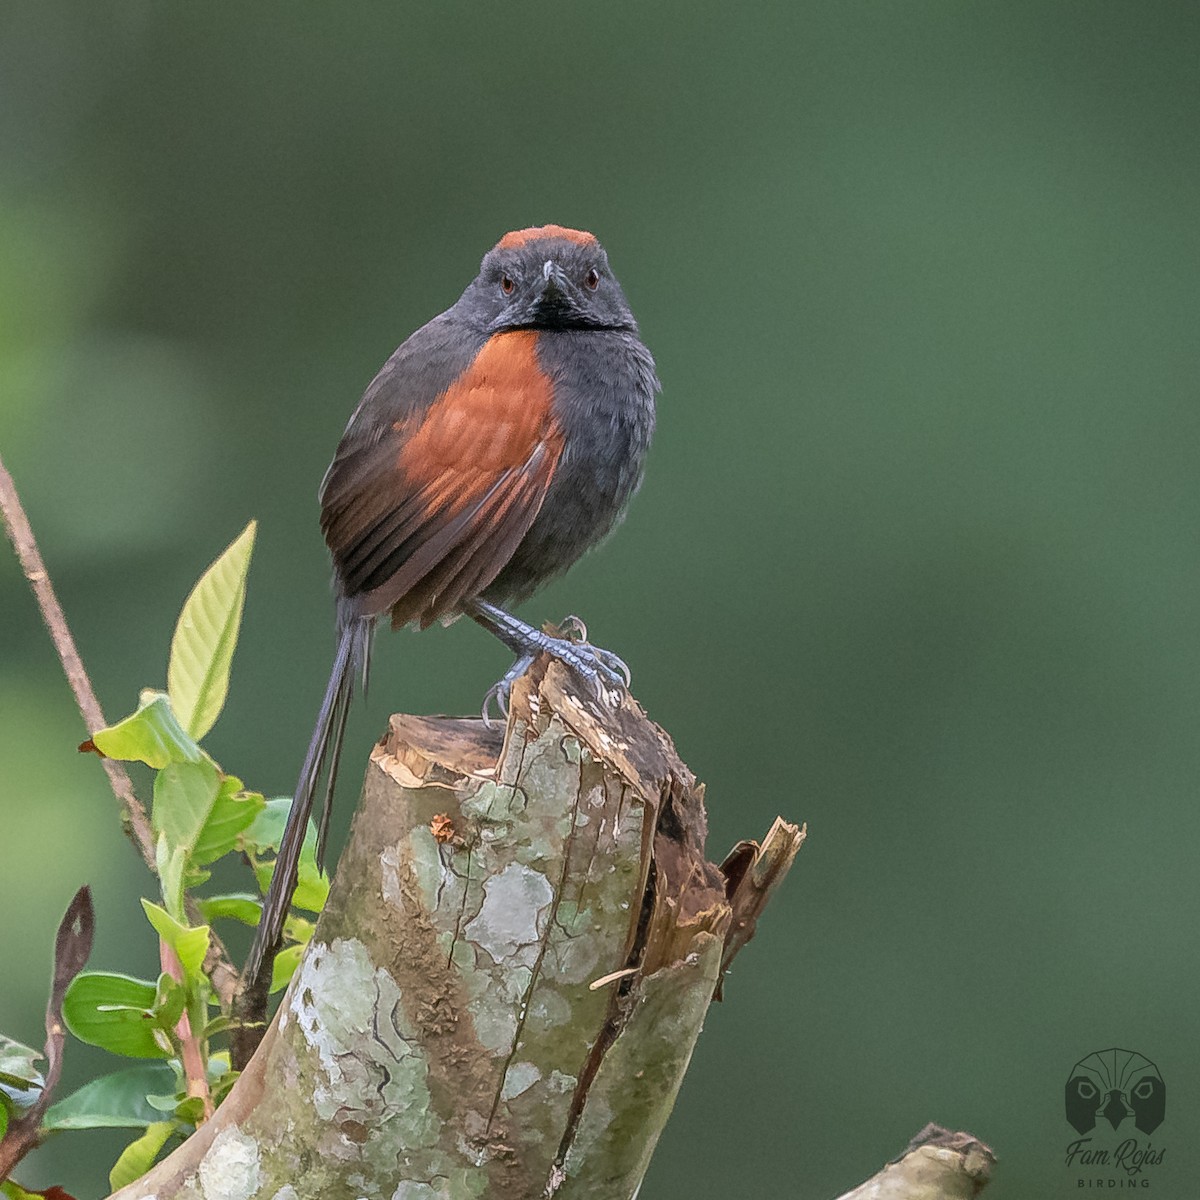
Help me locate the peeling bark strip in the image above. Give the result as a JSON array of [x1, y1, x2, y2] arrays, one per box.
[[109, 661, 804, 1200]]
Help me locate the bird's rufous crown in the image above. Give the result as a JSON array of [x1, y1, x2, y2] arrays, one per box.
[[494, 225, 597, 251]]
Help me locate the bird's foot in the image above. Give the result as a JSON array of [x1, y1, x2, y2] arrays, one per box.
[[479, 616, 632, 727], [469, 600, 631, 726], [550, 615, 631, 686]]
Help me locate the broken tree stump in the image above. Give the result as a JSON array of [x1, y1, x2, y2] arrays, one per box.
[[110, 659, 803, 1200]]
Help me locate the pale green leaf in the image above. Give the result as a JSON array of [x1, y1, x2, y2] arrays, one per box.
[[249, 799, 329, 913], [269, 943, 304, 994], [141, 901, 210, 980], [284, 914, 316, 945], [168, 520, 256, 740], [191, 775, 264, 865], [196, 893, 262, 927], [109, 1120, 175, 1190], [91, 690, 201, 768], [292, 834, 331, 913], [242, 796, 292, 852], [152, 758, 221, 862], [2, 1179, 43, 1200], [152, 973, 186, 1031], [156, 835, 187, 921]]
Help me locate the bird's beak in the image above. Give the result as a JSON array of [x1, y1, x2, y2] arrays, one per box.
[[534, 260, 573, 318], [540, 259, 568, 292]]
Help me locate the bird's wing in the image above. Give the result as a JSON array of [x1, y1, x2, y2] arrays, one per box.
[[321, 330, 563, 628]]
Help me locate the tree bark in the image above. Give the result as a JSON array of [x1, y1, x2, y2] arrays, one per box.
[[109, 659, 803, 1199]]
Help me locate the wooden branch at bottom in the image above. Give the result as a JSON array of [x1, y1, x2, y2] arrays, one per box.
[[108, 659, 803, 1199], [835, 1124, 996, 1200]]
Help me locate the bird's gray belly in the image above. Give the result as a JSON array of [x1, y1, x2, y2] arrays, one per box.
[[484, 330, 657, 605]]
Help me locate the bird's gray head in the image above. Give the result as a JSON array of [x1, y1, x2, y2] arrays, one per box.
[[459, 225, 638, 334]]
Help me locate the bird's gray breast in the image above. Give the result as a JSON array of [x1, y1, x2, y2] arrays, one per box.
[[485, 328, 659, 603]]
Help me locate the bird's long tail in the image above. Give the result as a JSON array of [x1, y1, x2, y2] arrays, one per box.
[[242, 615, 371, 993]]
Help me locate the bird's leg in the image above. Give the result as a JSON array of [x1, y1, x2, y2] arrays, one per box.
[[467, 599, 631, 719]]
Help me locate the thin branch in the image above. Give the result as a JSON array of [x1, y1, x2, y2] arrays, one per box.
[[203, 935, 240, 1012], [0, 453, 240, 1010], [0, 451, 156, 869], [160, 942, 214, 1122]]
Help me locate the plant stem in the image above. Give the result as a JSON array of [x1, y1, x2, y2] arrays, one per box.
[[0, 452, 240, 1009], [0, 451, 157, 869]]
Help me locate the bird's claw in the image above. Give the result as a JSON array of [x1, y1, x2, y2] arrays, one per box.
[[481, 652, 535, 728], [480, 681, 508, 729], [556, 614, 589, 643], [546, 635, 630, 695], [551, 615, 630, 689], [590, 645, 632, 688]]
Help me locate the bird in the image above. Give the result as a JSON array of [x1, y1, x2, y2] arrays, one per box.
[[241, 225, 659, 998]]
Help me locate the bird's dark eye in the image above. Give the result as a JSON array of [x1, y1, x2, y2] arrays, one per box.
[[500, 274, 516, 296], [584, 268, 600, 291]]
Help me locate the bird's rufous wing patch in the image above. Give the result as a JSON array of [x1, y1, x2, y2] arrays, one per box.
[[321, 330, 563, 627]]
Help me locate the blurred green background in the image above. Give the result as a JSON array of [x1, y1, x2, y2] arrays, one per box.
[[2, 2, 1198, 1196]]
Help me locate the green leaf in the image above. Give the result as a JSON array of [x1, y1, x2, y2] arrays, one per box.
[[173, 1095, 206, 1125], [182, 865, 212, 890], [42, 1063, 178, 1130], [91, 690, 202, 768], [156, 836, 187, 921], [200, 1014, 238, 1040], [152, 758, 222, 864], [253, 853, 329, 914], [152, 974, 186, 1032], [62, 973, 171, 1059], [109, 1120, 175, 1191], [168, 520, 256, 740], [284, 914, 316, 945], [211, 1067, 239, 1106], [191, 776, 264, 866], [242, 796, 291, 853], [269, 943, 304, 994], [2, 1180, 45, 1200], [195, 893, 262, 927], [141, 902, 210, 980], [250, 800, 329, 914], [0, 1099, 8, 1140], [207, 1051, 231, 1080], [292, 835, 330, 913], [0, 1035, 44, 1110]]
